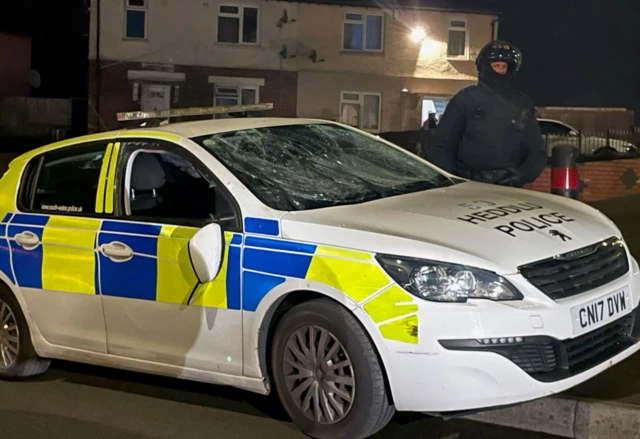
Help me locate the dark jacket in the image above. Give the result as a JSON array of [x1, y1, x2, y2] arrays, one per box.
[[426, 81, 547, 187]]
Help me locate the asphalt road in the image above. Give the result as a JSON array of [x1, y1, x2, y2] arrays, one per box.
[[0, 361, 561, 439]]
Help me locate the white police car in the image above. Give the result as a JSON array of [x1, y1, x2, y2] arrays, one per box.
[[0, 104, 638, 439]]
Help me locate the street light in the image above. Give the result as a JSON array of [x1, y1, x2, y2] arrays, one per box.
[[410, 26, 427, 43]]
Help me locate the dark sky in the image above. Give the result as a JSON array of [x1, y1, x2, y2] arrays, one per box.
[[2, 0, 639, 119]]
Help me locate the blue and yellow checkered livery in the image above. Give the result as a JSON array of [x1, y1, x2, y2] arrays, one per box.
[[0, 132, 420, 346]]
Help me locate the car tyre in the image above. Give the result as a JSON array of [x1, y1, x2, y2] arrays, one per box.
[[0, 286, 50, 379], [271, 298, 395, 439]]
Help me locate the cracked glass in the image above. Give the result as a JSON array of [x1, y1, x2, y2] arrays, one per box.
[[192, 123, 456, 211]]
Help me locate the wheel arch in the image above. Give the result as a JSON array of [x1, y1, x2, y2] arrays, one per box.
[[0, 271, 45, 354], [249, 284, 397, 404]]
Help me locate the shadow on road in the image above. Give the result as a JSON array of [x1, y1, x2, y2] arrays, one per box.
[[30, 361, 560, 439], [35, 360, 291, 422]]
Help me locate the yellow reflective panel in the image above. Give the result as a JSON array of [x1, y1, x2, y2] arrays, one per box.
[[156, 225, 198, 305], [41, 216, 101, 295], [189, 232, 234, 309], [363, 285, 418, 324], [305, 253, 390, 303], [379, 315, 419, 344], [0, 164, 23, 211], [95, 143, 114, 214], [313, 245, 372, 262], [104, 142, 120, 214]]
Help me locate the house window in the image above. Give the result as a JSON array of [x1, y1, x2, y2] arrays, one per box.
[[125, 0, 147, 39], [217, 5, 259, 44], [343, 13, 383, 52], [213, 85, 259, 118], [340, 92, 381, 132], [447, 19, 468, 58]]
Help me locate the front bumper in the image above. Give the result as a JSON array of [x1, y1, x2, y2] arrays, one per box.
[[384, 252, 640, 413]]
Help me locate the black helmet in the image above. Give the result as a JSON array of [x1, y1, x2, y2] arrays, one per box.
[[476, 40, 523, 73]]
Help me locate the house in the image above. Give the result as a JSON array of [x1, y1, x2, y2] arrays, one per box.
[[87, 0, 499, 133]]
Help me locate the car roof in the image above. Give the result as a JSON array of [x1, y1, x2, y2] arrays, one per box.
[[8, 117, 333, 166]]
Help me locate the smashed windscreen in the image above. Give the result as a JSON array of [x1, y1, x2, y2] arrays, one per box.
[[191, 123, 456, 211]]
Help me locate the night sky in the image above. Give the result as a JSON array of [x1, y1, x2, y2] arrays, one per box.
[[2, 0, 639, 122]]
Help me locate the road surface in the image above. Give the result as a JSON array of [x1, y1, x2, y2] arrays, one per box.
[[0, 360, 561, 439]]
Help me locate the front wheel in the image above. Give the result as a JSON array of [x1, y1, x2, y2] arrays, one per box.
[[271, 299, 395, 439]]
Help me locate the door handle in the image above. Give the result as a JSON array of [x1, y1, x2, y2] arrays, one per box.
[[99, 241, 133, 262], [14, 231, 40, 250]]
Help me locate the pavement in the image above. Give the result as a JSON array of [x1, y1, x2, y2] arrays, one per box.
[[0, 361, 562, 439], [470, 194, 640, 439]]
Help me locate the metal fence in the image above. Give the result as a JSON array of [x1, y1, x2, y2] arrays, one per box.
[[543, 129, 640, 159]]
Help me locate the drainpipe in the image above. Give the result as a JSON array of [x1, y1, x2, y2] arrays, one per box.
[[491, 17, 500, 40], [95, 0, 102, 131]]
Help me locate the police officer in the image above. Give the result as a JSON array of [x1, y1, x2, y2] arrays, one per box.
[[425, 41, 547, 187]]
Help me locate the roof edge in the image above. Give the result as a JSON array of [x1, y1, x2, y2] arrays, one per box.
[[265, 0, 501, 16]]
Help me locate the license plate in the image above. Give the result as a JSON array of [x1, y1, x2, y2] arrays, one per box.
[[570, 287, 632, 336]]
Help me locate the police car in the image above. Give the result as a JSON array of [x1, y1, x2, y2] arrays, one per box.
[[0, 103, 638, 439]]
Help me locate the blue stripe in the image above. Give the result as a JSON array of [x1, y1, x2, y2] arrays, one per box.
[[231, 234, 242, 245], [98, 232, 158, 255], [0, 224, 6, 237], [245, 236, 317, 254], [0, 239, 15, 284], [226, 246, 242, 310], [11, 213, 49, 226], [99, 253, 156, 301], [101, 220, 162, 236], [97, 230, 157, 301], [242, 271, 285, 312], [244, 217, 279, 236], [8, 225, 44, 289], [1, 213, 13, 223], [243, 248, 312, 278]]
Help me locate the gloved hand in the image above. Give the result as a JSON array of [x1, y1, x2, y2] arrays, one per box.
[[496, 168, 523, 187]]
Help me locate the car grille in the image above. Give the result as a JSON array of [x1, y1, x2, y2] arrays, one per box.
[[564, 313, 635, 375], [501, 312, 637, 382], [507, 343, 558, 375], [519, 237, 629, 300]]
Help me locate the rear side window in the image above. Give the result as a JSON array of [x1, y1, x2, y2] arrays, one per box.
[[20, 142, 109, 215]]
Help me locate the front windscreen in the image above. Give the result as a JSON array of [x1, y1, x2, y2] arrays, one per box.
[[191, 123, 456, 211]]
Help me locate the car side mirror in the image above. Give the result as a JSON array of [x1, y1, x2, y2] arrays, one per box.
[[569, 130, 578, 136], [188, 222, 224, 284]]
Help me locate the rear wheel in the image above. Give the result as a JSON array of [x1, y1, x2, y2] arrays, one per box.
[[271, 299, 395, 439], [0, 287, 50, 379]]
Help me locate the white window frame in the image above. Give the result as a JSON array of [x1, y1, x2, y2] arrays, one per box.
[[124, 0, 148, 40], [339, 91, 382, 133], [447, 18, 469, 60], [212, 84, 260, 118], [216, 4, 260, 45], [341, 12, 384, 53]]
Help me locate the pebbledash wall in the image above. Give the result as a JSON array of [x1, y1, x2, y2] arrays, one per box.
[[525, 158, 640, 202]]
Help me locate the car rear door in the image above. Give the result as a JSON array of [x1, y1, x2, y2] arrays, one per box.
[[9, 140, 114, 353]]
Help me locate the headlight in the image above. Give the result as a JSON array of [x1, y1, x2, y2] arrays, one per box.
[[376, 254, 523, 303]]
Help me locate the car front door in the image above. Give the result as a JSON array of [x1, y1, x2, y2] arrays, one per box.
[[97, 137, 244, 375], [9, 141, 113, 353]]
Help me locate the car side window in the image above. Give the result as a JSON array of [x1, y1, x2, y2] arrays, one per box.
[[118, 140, 241, 230], [20, 142, 109, 215]]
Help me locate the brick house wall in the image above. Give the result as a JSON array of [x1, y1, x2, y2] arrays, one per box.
[[89, 61, 298, 132], [525, 158, 640, 202]]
